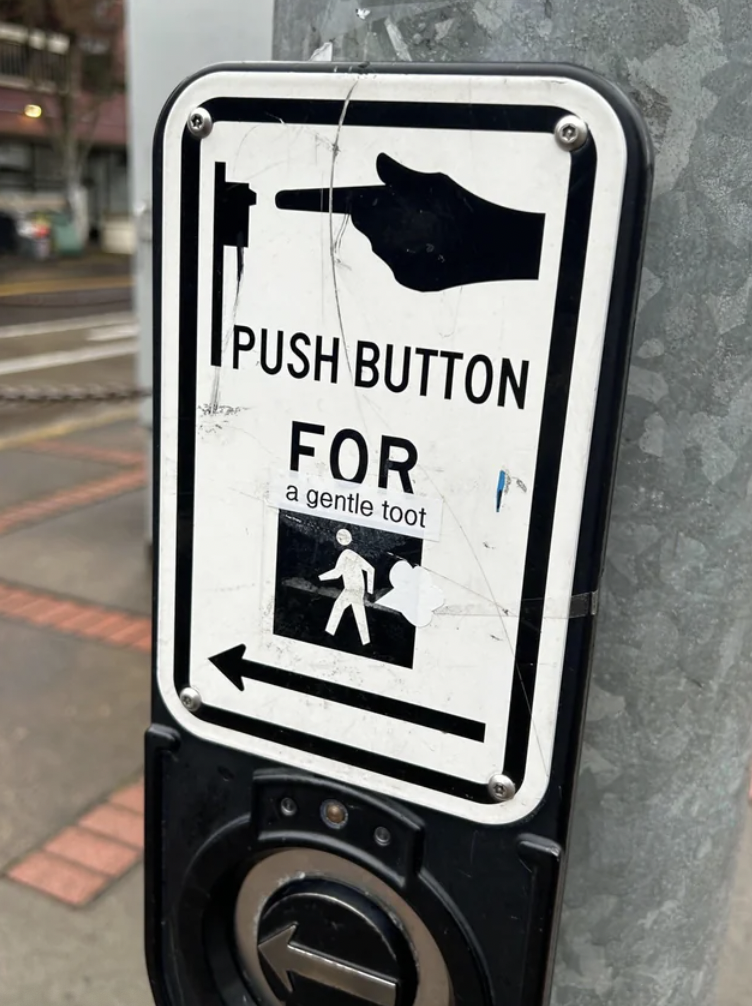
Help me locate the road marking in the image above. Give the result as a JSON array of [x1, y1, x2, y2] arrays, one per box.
[[0, 275, 132, 298], [24, 440, 143, 466], [0, 342, 136, 377], [87, 323, 139, 342], [0, 404, 140, 453], [0, 312, 135, 340]]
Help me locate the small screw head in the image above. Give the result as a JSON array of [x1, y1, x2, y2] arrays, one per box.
[[187, 107, 212, 139], [280, 797, 298, 818], [179, 686, 202, 712], [554, 114, 588, 152], [321, 800, 348, 829], [374, 826, 392, 847], [487, 773, 516, 803]]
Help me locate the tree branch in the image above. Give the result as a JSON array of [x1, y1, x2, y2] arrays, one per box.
[[76, 92, 107, 173]]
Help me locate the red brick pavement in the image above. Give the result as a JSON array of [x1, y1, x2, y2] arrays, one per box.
[[0, 428, 150, 906], [0, 465, 145, 536], [0, 581, 151, 652], [7, 780, 145, 907]]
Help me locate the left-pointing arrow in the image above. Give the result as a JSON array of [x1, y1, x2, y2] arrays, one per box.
[[259, 923, 398, 1006], [208, 644, 485, 741]]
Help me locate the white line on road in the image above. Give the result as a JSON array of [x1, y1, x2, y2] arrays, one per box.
[[0, 312, 135, 340], [0, 341, 137, 377], [87, 323, 139, 342]]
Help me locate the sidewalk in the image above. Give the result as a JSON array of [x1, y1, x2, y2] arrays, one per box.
[[0, 404, 151, 1006]]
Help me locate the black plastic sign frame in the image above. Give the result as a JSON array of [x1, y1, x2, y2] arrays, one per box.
[[147, 62, 652, 1006]]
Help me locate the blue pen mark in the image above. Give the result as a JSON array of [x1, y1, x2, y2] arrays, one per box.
[[496, 469, 528, 511], [496, 470, 507, 512]]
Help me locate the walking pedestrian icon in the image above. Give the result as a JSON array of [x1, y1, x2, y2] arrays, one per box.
[[319, 529, 375, 646], [273, 511, 423, 668]]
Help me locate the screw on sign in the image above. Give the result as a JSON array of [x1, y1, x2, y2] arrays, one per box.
[[179, 687, 201, 712], [188, 106, 212, 138], [487, 774, 517, 803], [554, 114, 589, 151], [148, 63, 651, 1006]]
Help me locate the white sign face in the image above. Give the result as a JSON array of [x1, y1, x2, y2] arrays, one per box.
[[156, 67, 634, 824]]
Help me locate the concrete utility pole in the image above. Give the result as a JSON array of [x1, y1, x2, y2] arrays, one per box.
[[271, 3, 752, 1004]]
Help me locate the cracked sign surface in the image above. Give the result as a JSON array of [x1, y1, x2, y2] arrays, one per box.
[[156, 67, 631, 824]]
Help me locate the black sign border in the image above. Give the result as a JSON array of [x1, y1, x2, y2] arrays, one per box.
[[153, 63, 650, 809]]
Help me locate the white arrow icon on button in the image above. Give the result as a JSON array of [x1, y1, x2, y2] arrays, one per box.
[[259, 923, 398, 1006]]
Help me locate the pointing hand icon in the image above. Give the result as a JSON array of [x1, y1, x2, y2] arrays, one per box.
[[276, 153, 545, 293]]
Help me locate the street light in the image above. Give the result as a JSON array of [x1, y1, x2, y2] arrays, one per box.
[[23, 104, 43, 119]]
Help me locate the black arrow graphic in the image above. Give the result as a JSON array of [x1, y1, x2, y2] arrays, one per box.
[[209, 645, 485, 742], [259, 924, 398, 1006]]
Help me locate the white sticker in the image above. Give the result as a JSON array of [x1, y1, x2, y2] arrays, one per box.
[[377, 560, 445, 628], [268, 473, 443, 541]]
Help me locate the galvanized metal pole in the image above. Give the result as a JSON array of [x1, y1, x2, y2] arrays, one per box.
[[273, 4, 752, 1004]]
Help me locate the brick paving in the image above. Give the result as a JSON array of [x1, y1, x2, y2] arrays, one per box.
[[8, 852, 112, 907], [0, 581, 151, 652], [110, 780, 147, 814], [80, 804, 145, 851], [7, 778, 145, 907], [0, 466, 145, 536], [0, 414, 150, 908], [45, 827, 141, 877]]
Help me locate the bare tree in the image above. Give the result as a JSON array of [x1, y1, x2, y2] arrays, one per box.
[[3, 0, 125, 238]]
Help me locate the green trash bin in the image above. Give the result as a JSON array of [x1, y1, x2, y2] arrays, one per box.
[[51, 212, 83, 256]]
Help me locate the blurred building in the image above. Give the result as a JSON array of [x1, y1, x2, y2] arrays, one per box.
[[0, 17, 128, 244]]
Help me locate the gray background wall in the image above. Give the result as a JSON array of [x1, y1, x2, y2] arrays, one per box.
[[272, 3, 752, 1004]]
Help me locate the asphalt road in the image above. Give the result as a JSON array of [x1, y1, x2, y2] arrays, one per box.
[[0, 307, 140, 439], [0, 273, 132, 327]]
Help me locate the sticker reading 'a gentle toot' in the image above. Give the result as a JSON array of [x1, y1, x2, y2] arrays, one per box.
[[268, 473, 443, 541]]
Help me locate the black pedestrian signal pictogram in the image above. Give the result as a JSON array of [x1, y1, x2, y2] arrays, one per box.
[[273, 512, 422, 669], [319, 528, 375, 646]]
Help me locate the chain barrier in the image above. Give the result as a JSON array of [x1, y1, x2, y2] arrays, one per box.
[[0, 384, 149, 404]]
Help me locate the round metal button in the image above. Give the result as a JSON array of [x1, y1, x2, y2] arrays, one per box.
[[258, 877, 416, 1005], [234, 848, 453, 1006]]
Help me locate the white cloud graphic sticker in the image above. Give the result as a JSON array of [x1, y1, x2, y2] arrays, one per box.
[[376, 560, 444, 628]]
